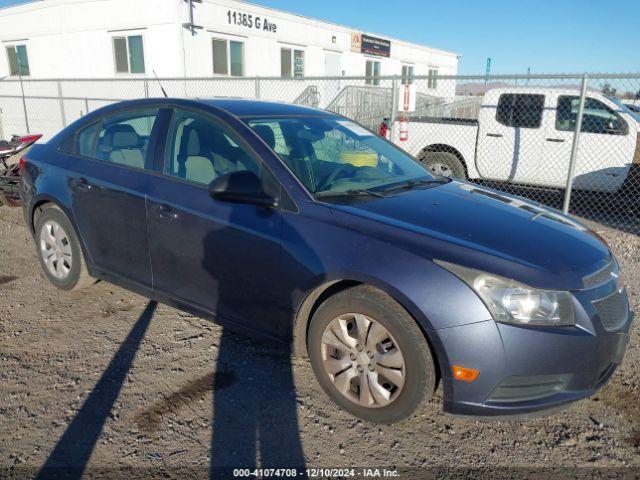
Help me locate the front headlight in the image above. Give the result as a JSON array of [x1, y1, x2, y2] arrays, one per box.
[[436, 260, 575, 326]]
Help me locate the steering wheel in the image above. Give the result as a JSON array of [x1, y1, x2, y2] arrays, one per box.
[[316, 163, 355, 192]]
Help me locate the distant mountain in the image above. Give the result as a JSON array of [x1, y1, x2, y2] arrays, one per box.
[[455, 82, 514, 96]]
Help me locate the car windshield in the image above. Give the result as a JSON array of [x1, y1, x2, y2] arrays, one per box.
[[245, 116, 434, 198], [607, 96, 640, 123]]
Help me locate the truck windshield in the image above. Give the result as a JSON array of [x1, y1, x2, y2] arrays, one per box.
[[607, 96, 640, 123], [246, 116, 433, 197]]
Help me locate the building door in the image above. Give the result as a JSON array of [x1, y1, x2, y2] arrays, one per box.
[[323, 51, 342, 109]]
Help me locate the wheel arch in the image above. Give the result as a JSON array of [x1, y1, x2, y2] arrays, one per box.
[[29, 196, 93, 268], [292, 278, 442, 385], [417, 144, 469, 177]]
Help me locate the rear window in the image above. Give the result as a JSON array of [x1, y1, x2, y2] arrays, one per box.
[[496, 94, 545, 129]]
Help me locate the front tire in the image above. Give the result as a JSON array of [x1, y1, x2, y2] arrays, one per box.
[[419, 151, 467, 180], [307, 285, 436, 424], [34, 205, 93, 291]]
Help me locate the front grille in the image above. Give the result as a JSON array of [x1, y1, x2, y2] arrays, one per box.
[[583, 260, 618, 289], [593, 289, 629, 332]]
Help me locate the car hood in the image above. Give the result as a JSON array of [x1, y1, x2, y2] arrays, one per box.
[[328, 181, 611, 290]]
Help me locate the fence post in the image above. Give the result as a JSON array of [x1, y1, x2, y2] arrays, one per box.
[[389, 75, 398, 138], [255, 77, 261, 99], [57, 80, 66, 128], [562, 74, 588, 214], [143, 78, 149, 98], [84, 98, 89, 116]]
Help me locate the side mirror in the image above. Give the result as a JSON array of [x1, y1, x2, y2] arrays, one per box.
[[605, 120, 624, 134], [208, 170, 278, 207]]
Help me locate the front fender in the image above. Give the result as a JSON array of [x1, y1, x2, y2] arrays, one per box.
[[282, 205, 493, 351]]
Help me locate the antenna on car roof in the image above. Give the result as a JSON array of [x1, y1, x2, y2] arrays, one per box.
[[152, 70, 168, 98]]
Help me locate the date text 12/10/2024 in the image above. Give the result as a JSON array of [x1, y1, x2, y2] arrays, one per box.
[[232, 468, 400, 478]]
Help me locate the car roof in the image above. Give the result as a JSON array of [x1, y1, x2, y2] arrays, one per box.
[[196, 98, 334, 117], [77, 97, 334, 121]]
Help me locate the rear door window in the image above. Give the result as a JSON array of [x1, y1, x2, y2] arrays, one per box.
[[74, 108, 159, 169], [496, 94, 545, 128]]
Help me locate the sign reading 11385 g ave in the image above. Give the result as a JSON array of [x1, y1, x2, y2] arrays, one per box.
[[227, 9, 278, 33]]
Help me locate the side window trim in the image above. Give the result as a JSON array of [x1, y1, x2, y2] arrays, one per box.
[[146, 107, 173, 172]]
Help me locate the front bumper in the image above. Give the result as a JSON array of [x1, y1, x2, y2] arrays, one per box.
[[432, 286, 633, 419]]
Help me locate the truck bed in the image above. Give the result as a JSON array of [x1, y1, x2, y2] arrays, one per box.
[[403, 116, 479, 126]]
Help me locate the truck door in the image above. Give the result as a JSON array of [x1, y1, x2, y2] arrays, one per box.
[[542, 95, 637, 192], [476, 92, 546, 184]]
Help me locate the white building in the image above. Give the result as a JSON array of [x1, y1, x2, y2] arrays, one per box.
[[0, 0, 460, 139], [0, 0, 458, 86]]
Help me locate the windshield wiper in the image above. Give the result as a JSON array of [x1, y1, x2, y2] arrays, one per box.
[[315, 188, 385, 198], [380, 177, 451, 195]]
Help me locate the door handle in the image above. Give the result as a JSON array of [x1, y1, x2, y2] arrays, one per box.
[[71, 177, 91, 191], [546, 138, 566, 143], [486, 133, 503, 138], [157, 204, 178, 221]]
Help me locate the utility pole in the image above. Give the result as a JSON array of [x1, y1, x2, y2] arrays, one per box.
[[182, 0, 203, 35]]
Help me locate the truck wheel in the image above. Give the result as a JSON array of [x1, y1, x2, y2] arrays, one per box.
[[34, 205, 94, 291], [419, 152, 467, 180], [307, 285, 436, 424]]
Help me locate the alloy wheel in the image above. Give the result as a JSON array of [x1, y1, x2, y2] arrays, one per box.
[[320, 313, 406, 408], [39, 220, 73, 279]]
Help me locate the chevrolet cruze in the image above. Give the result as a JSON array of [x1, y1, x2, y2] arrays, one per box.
[[20, 98, 633, 424]]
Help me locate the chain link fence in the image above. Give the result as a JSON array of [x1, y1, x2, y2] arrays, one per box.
[[0, 73, 638, 234]]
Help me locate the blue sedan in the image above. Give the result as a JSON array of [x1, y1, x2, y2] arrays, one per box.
[[20, 98, 633, 423]]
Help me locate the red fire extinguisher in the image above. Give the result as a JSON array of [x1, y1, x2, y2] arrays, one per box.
[[399, 115, 409, 142]]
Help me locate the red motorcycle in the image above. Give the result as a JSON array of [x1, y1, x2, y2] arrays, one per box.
[[0, 134, 42, 207]]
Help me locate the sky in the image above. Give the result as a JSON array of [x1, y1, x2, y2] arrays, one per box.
[[1, 0, 638, 74]]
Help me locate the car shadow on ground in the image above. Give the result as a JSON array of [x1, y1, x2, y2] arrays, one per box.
[[35, 300, 158, 479], [134, 330, 307, 476], [35, 296, 308, 478]]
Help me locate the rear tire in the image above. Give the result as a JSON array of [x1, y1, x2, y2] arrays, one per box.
[[307, 285, 436, 424], [419, 151, 467, 180], [34, 205, 94, 291]]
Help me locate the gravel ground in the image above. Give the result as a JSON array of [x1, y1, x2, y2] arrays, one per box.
[[0, 205, 639, 478]]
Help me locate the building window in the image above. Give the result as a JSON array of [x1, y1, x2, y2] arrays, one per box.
[[112, 35, 145, 74], [401, 65, 414, 85], [427, 68, 438, 89], [6, 44, 30, 77], [213, 38, 244, 77], [365, 60, 380, 86], [280, 48, 305, 78]]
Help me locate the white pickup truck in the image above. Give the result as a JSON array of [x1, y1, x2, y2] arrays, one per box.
[[390, 88, 640, 193]]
